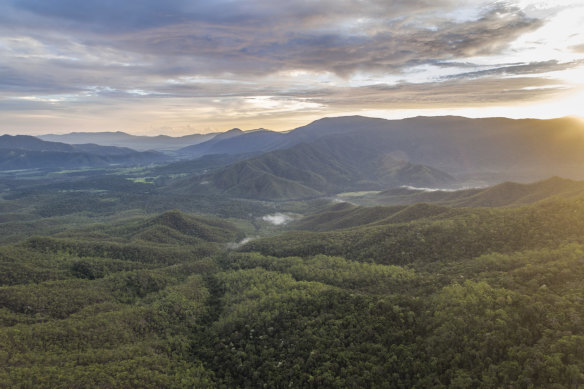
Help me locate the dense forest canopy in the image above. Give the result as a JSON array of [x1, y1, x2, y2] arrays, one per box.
[[2, 169, 584, 387]]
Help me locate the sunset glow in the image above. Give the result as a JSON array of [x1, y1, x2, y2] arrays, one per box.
[[1, 0, 584, 135]]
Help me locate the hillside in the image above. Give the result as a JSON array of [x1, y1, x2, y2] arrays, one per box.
[[2, 164, 584, 387], [243, 195, 584, 265], [180, 136, 455, 200], [363, 176, 584, 207], [55, 209, 243, 245], [294, 202, 459, 231]]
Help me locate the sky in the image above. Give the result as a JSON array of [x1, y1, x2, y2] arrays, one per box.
[[1, 0, 584, 135]]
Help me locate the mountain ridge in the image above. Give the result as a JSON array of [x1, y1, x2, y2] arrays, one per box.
[[177, 136, 456, 200], [0, 135, 169, 170], [171, 115, 584, 185], [38, 131, 218, 151]]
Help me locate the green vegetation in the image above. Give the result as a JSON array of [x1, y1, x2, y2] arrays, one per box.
[[2, 180, 584, 387], [4, 128, 584, 387], [180, 137, 455, 200], [351, 176, 584, 207]]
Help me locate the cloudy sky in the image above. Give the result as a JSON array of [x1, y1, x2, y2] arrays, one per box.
[[1, 0, 584, 135]]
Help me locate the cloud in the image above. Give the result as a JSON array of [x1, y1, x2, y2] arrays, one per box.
[[100, 3, 542, 78], [311, 76, 566, 110], [572, 43, 584, 53], [445, 60, 584, 80], [262, 213, 295, 225], [1, 1, 544, 77], [0, 0, 582, 134], [0, 1, 548, 103]]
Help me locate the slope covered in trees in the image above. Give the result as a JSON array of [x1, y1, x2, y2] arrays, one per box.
[[2, 190, 584, 387], [181, 136, 455, 200], [362, 176, 584, 207]]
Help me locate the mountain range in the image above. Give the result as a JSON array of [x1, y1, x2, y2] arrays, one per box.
[[38, 131, 217, 151], [0, 135, 169, 170], [7, 115, 584, 200], [178, 135, 455, 200]]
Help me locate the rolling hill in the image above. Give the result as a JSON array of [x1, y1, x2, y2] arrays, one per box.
[[366, 176, 584, 207], [58, 209, 244, 245]]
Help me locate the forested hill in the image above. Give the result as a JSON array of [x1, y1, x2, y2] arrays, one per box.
[[293, 202, 458, 231], [60, 209, 245, 245], [243, 195, 584, 265], [179, 136, 455, 200], [169, 116, 584, 202], [2, 188, 584, 386], [364, 176, 584, 207]]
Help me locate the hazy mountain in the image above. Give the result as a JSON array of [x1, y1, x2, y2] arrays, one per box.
[[288, 116, 584, 183], [179, 135, 455, 200], [176, 128, 284, 157], [175, 117, 386, 158], [0, 135, 77, 152], [39, 131, 216, 151], [172, 115, 584, 185], [0, 135, 169, 170]]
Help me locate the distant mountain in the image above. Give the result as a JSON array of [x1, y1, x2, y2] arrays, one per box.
[[178, 135, 455, 200], [0, 135, 169, 170], [176, 128, 285, 157], [39, 131, 216, 151], [288, 116, 584, 183], [0, 134, 76, 152], [175, 117, 385, 158], [368, 176, 584, 207], [175, 115, 584, 184]]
